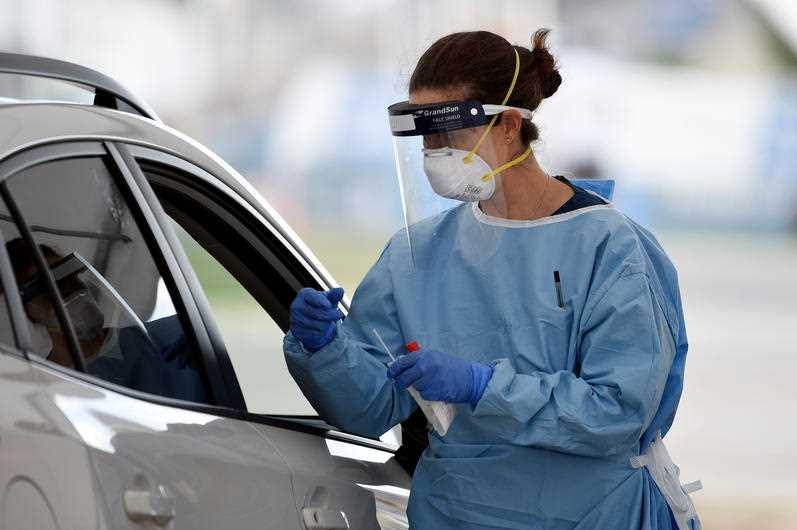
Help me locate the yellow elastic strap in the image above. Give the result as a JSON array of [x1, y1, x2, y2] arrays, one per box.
[[480, 144, 532, 181], [463, 48, 521, 166]]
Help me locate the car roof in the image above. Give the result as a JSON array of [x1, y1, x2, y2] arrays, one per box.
[[0, 101, 227, 180], [0, 52, 159, 120], [0, 52, 339, 298], [0, 101, 339, 293]]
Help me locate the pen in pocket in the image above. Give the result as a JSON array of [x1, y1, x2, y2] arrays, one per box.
[[553, 270, 564, 308]]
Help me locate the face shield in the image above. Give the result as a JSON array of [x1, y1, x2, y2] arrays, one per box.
[[21, 252, 150, 348], [388, 48, 543, 269], [388, 99, 534, 269]]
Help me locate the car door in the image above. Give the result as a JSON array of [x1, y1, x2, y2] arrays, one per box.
[[119, 143, 412, 529], [0, 140, 302, 530]]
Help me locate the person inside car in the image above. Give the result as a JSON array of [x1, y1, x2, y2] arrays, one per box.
[[6, 237, 208, 402]]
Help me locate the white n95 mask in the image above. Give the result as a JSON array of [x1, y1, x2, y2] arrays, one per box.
[[63, 290, 105, 342], [422, 147, 496, 202]]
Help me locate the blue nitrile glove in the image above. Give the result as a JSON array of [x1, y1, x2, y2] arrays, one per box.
[[289, 287, 345, 353], [386, 349, 494, 407]]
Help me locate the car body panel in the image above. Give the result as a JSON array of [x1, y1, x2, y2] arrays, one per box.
[[1, 344, 411, 529], [0, 349, 110, 530], [3, 348, 303, 529], [251, 423, 411, 530]]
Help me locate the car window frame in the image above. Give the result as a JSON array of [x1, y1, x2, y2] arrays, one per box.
[[0, 225, 33, 356], [0, 139, 237, 415], [122, 144, 401, 452], [138, 155, 310, 332], [109, 142, 247, 410], [128, 145, 319, 400]]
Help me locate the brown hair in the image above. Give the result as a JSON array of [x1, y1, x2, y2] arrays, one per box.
[[409, 29, 561, 145]]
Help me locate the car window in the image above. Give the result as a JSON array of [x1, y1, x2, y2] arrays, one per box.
[[170, 221, 316, 415], [142, 161, 317, 416], [0, 155, 211, 404]]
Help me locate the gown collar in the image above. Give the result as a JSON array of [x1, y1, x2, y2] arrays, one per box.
[[470, 201, 612, 229]]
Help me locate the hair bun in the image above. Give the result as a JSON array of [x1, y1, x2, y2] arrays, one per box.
[[540, 69, 562, 99], [409, 29, 561, 144], [530, 29, 561, 99]]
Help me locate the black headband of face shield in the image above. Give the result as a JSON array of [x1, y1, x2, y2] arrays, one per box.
[[388, 99, 489, 137], [18, 253, 88, 303]]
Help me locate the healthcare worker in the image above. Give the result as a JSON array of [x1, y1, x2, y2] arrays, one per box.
[[284, 29, 701, 530]]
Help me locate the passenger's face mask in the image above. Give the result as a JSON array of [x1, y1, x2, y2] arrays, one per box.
[[64, 290, 106, 341], [27, 289, 105, 342]]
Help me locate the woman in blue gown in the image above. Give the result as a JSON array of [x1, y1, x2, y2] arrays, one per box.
[[284, 29, 700, 530]]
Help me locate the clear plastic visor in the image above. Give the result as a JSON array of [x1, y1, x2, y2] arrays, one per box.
[[393, 124, 504, 216], [420, 126, 486, 151], [392, 125, 509, 270]]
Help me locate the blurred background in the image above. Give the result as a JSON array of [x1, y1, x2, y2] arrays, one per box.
[[2, 0, 796, 527]]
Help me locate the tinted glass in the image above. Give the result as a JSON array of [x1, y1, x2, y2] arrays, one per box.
[[1, 156, 210, 403]]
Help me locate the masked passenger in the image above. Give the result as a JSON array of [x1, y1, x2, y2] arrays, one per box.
[[284, 29, 700, 530], [6, 238, 206, 402]]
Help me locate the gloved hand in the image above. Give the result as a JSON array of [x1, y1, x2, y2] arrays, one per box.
[[289, 287, 345, 353], [387, 348, 494, 407]]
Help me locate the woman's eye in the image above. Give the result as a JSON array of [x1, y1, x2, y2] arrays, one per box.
[[423, 137, 440, 149]]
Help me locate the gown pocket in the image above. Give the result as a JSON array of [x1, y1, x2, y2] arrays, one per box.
[[512, 303, 575, 374]]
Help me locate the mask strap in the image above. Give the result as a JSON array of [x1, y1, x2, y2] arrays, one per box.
[[480, 144, 532, 181], [463, 48, 521, 166]]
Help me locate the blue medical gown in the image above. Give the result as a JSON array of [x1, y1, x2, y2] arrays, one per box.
[[284, 202, 688, 529]]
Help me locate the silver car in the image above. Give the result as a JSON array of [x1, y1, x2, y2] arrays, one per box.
[[0, 52, 411, 530]]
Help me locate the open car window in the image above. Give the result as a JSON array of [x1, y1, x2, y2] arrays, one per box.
[[142, 158, 318, 416]]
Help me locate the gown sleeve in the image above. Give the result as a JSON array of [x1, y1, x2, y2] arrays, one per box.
[[471, 264, 677, 457], [283, 239, 418, 439]]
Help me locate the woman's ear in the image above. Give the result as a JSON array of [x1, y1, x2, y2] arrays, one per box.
[[498, 109, 524, 144]]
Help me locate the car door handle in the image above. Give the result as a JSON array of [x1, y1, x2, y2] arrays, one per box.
[[123, 484, 176, 526], [301, 507, 350, 529]]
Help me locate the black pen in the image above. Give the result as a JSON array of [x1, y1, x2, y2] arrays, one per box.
[[553, 270, 564, 308]]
